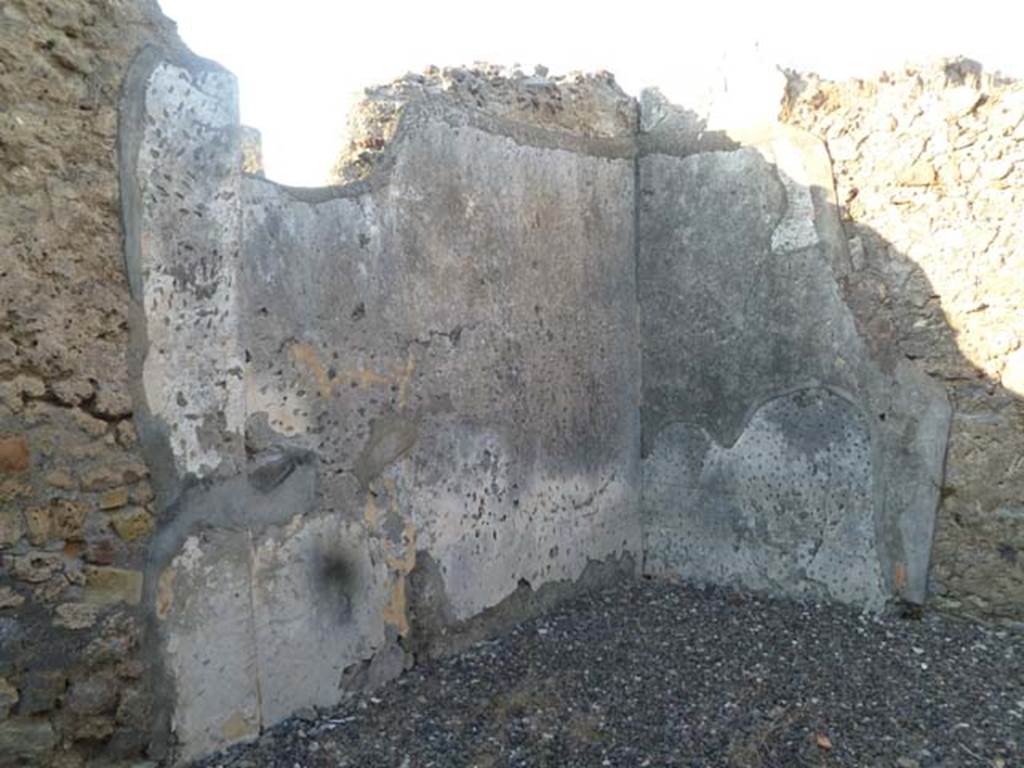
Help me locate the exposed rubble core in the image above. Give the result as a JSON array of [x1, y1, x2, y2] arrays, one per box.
[[0, 1, 184, 765], [329, 64, 636, 184], [0, 1, 1020, 765]]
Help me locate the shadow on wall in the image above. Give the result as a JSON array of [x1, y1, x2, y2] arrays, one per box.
[[815, 167, 1024, 625], [782, 60, 1024, 625], [638, 75, 1022, 625]]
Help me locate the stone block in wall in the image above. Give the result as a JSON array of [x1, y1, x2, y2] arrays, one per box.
[[0, 718, 57, 764], [0, 678, 17, 719], [53, 603, 102, 630], [0, 512, 23, 547], [0, 588, 25, 610], [83, 567, 144, 606], [14, 670, 66, 717]]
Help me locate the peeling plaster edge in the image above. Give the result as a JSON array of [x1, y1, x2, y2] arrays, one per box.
[[118, 44, 253, 761]]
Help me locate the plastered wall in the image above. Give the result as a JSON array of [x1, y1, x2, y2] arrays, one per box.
[[121, 52, 641, 762], [636, 107, 950, 610]]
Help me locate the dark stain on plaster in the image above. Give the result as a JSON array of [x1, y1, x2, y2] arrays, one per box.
[[314, 551, 357, 624]]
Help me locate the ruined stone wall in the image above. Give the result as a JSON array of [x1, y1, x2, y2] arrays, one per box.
[[0, 1, 184, 765], [783, 60, 1024, 623], [122, 56, 641, 762], [330, 64, 634, 184], [1, 2, 1020, 764]]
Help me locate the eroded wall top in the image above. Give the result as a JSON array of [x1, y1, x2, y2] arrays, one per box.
[[330, 64, 637, 183]]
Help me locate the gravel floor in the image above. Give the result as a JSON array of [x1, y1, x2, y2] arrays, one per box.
[[195, 580, 1023, 768]]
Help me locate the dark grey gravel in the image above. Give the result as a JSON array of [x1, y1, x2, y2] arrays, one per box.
[[194, 580, 1023, 768]]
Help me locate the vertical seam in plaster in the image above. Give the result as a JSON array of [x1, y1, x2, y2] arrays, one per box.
[[632, 101, 648, 576], [246, 528, 264, 732]]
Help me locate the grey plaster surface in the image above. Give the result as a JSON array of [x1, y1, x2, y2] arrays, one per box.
[[122, 50, 640, 763], [232, 111, 643, 751], [638, 106, 951, 609], [643, 388, 883, 606]]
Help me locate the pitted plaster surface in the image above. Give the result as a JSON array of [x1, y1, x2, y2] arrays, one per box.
[[238, 118, 642, 646], [644, 388, 885, 608], [158, 532, 259, 759], [638, 110, 951, 607], [132, 60, 245, 479], [391, 429, 636, 621]]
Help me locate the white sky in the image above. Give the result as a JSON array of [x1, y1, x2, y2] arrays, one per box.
[[158, 0, 1022, 186]]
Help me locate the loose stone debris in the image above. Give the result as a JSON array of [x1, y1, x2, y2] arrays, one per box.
[[195, 580, 1023, 768]]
